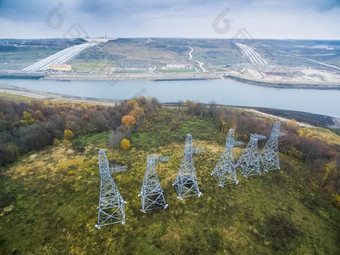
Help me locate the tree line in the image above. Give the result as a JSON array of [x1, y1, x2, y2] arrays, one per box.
[[0, 97, 161, 167]]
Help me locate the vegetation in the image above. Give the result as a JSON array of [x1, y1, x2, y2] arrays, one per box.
[[0, 98, 339, 254], [120, 138, 131, 151], [0, 97, 160, 167]]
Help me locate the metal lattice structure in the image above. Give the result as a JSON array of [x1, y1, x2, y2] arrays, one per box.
[[110, 165, 128, 174], [173, 134, 204, 199], [139, 155, 169, 212], [235, 134, 266, 177], [95, 150, 126, 229], [211, 129, 243, 186], [260, 121, 286, 172]]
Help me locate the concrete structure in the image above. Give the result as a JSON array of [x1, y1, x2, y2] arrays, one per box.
[[22, 42, 98, 72]]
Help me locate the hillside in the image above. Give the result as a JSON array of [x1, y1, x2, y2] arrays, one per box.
[[0, 99, 339, 254]]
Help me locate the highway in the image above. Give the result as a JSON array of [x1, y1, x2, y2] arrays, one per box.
[[22, 42, 98, 71], [235, 43, 268, 66]]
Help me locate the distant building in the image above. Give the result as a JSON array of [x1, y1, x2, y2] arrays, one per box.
[[165, 64, 193, 69], [47, 64, 72, 72]]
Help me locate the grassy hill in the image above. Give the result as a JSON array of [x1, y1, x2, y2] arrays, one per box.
[[0, 101, 339, 254]]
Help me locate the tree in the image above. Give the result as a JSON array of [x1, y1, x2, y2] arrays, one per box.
[[122, 115, 136, 128], [34, 110, 45, 121], [20, 111, 36, 125], [120, 138, 130, 150], [130, 106, 144, 119], [64, 129, 74, 140]]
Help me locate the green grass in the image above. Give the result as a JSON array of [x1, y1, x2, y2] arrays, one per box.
[[0, 91, 39, 103], [115, 69, 147, 73], [0, 108, 339, 254]]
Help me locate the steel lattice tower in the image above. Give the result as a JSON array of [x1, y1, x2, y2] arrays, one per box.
[[235, 134, 266, 177], [260, 121, 286, 172], [173, 134, 204, 199], [211, 129, 243, 186], [95, 149, 127, 229], [139, 154, 169, 212]]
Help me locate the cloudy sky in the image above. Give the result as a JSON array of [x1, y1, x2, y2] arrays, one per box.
[[0, 0, 339, 39]]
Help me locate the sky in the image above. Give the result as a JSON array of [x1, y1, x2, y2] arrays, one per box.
[[0, 0, 339, 39]]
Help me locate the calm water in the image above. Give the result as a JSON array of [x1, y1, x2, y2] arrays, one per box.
[[1, 78, 340, 118]]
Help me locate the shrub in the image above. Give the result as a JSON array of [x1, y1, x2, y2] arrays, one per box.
[[63, 139, 71, 148], [256, 214, 301, 252], [5, 145, 20, 164], [120, 138, 131, 150], [66, 170, 76, 176], [53, 138, 59, 146], [71, 139, 85, 152], [64, 129, 74, 140]]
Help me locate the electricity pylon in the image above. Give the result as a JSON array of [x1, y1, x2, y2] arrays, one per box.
[[95, 149, 127, 229], [260, 121, 286, 172], [235, 134, 266, 177], [211, 128, 243, 186], [139, 154, 169, 212], [173, 134, 204, 199]]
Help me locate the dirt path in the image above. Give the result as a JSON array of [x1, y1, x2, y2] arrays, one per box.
[[246, 109, 314, 127], [188, 46, 207, 72]]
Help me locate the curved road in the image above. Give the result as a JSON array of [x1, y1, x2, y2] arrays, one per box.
[[188, 46, 207, 72]]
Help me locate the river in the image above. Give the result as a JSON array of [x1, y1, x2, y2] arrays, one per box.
[[0, 78, 339, 118]]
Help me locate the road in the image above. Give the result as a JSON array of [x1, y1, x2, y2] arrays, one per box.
[[235, 43, 268, 66], [188, 46, 207, 72], [22, 42, 98, 71]]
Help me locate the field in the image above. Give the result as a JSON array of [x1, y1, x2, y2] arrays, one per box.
[[2, 38, 340, 84], [0, 101, 339, 254]]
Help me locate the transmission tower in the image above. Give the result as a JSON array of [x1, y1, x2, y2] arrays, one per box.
[[95, 149, 127, 229], [260, 121, 286, 172], [173, 134, 204, 199], [211, 128, 243, 186], [139, 154, 169, 212], [235, 134, 266, 177]]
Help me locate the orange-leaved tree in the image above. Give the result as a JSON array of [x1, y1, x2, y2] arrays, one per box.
[[122, 115, 136, 128]]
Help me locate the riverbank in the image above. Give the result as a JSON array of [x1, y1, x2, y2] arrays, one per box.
[[0, 84, 119, 106], [226, 73, 340, 90], [1, 82, 339, 131], [2, 70, 340, 90]]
